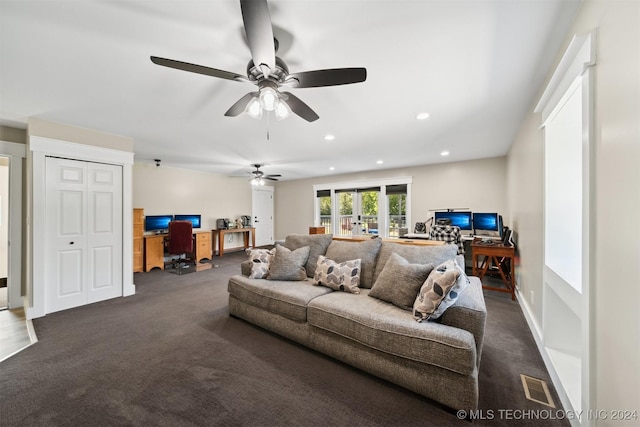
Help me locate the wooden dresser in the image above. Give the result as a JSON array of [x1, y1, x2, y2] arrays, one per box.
[[133, 208, 144, 272]]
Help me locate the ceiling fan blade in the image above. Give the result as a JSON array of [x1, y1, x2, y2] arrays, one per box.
[[286, 68, 367, 88], [240, 0, 276, 79], [224, 92, 259, 116], [150, 56, 248, 82], [281, 92, 319, 122], [266, 174, 282, 178], [264, 177, 279, 181]]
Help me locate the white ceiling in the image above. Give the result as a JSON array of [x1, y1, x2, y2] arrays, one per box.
[[0, 0, 580, 181]]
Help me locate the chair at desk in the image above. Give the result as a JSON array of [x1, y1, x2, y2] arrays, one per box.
[[429, 224, 464, 254], [167, 220, 195, 274]]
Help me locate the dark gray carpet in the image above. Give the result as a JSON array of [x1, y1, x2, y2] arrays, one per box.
[[0, 252, 568, 426]]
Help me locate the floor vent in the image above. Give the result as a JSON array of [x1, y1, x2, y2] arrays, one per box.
[[520, 374, 556, 407]]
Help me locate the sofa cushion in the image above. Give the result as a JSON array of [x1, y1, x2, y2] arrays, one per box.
[[373, 241, 458, 284], [307, 289, 477, 375], [228, 275, 333, 322], [247, 248, 275, 279], [413, 259, 462, 322], [284, 234, 333, 278], [369, 253, 434, 311], [314, 255, 361, 294], [325, 237, 382, 288], [267, 244, 310, 281]]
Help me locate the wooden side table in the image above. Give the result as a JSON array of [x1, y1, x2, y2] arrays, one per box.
[[471, 240, 516, 300], [212, 227, 256, 257]]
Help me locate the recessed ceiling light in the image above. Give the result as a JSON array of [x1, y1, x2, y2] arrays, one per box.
[[376, 160, 384, 165], [324, 134, 335, 141], [416, 112, 430, 120], [329, 166, 335, 171], [440, 150, 450, 156]]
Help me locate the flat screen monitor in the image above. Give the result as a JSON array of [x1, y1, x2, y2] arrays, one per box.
[[174, 214, 201, 229], [144, 215, 173, 233], [473, 212, 502, 237], [434, 211, 473, 230]]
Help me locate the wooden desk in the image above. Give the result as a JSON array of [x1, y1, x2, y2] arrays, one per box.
[[212, 227, 256, 257], [144, 230, 212, 272], [471, 240, 516, 300]]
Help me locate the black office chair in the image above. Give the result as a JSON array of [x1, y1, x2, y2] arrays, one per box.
[[166, 220, 195, 274]]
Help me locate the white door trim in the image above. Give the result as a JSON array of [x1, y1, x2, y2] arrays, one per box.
[[28, 136, 134, 319], [0, 141, 26, 309]]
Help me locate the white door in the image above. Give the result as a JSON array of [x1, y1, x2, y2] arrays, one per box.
[[252, 186, 274, 246], [45, 157, 122, 313]]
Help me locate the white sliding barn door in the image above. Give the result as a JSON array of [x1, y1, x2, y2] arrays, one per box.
[[45, 157, 122, 314]]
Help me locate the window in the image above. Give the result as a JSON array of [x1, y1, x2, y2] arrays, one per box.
[[314, 178, 411, 238]]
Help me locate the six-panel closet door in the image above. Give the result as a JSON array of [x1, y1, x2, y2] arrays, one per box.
[[45, 157, 123, 314]]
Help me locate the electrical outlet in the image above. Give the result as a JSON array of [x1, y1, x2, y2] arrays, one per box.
[[530, 290, 535, 305]]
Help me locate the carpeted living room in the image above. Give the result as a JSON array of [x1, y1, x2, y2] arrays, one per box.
[[3, 251, 566, 426], [1, 1, 639, 426]]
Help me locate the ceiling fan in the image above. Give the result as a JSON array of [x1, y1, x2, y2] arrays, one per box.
[[249, 164, 281, 185], [150, 0, 366, 122]]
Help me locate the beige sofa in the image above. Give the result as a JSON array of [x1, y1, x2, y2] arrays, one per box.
[[227, 234, 487, 411]]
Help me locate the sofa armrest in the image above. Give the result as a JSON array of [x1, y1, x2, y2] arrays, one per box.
[[438, 276, 486, 367]]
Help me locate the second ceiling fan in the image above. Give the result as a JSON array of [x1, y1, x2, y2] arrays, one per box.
[[151, 0, 367, 122]]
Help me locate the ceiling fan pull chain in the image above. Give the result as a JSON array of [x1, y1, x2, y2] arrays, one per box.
[[266, 112, 270, 141]]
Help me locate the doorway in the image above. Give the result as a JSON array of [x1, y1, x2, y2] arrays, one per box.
[[336, 188, 379, 237], [252, 186, 274, 246], [0, 156, 8, 310]]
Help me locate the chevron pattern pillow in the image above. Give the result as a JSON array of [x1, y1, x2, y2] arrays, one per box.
[[314, 255, 361, 294], [247, 248, 275, 279]]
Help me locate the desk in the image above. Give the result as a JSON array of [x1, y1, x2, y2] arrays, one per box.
[[471, 240, 516, 300], [212, 227, 256, 257], [144, 230, 212, 272]]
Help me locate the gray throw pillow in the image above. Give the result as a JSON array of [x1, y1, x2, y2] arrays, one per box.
[[369, 252, 434, 311], [373, 242, 458, 284], [325, 237, 382, 288], [413, 259, 462, 322], [267, 244, 310, 281], [284, 234, 333, 278]]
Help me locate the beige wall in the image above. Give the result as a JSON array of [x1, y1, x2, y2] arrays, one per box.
[[28, 117, 133, 152], [274, 156, 506, 240], [132, 163, 255, 248], [0, 125, 27, 145], [506, 0, 640, 417]]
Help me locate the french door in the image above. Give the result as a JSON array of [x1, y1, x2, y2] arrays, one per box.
[[45, 157, 123, 314], [336, 189, 379, 237]]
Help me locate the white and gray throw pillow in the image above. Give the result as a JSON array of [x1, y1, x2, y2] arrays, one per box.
[[369, 252, 434, 311], [313, 255, 361, 294], [267, 244, 310, 281], [430, 262, 470, 319], [413, 259, 462, 322], [247, 248, 275, 279], [325, 237, 382, 288]]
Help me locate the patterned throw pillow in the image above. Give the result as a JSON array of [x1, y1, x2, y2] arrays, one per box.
[[369, 253, 434, 311], [413, 259, 462, 322], [266, 244, 310, 281], [430, 262, 470, 319], [247, 248, 275, 279], [313, 255, 361, 294]]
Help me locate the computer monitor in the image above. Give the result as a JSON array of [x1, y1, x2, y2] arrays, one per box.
[[174, 214, 201, 229], [144, 215, 173, 233], [433, 211, 473, 230], [473, 212, 503, 237]]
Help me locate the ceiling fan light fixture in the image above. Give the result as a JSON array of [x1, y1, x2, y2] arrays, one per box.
[[274, 99, 291, 120], [246, 97, 263, 119], [259, 86, 278, 111]]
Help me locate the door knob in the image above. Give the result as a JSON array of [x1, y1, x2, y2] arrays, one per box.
[[70, 241, 74, 245]]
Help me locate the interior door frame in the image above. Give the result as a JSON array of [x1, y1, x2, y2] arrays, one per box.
[[28, 136, 134, 319], [0, 141, 26, 309]]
